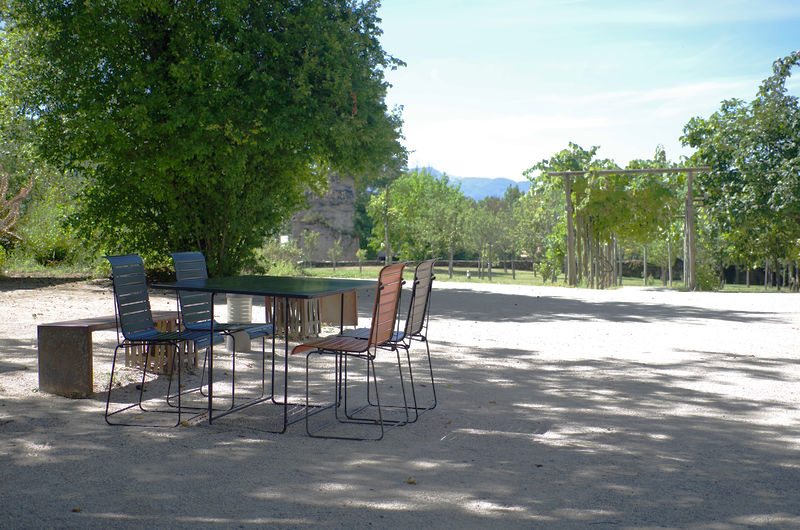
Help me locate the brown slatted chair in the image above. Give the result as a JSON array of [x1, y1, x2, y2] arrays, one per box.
[[292, 262, 407, 440], [342, 258, 437, 422]]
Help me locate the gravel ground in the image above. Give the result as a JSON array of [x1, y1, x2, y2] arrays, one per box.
[[2, 277, 800, 529]]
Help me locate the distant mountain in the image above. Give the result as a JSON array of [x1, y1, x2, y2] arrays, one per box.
[[414, 166, 444, 178], [449, 176, 531, 201], [411, 166, 530, 201]]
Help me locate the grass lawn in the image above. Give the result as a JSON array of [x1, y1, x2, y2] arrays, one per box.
[[0, 257, 789, 293], [303, 264, 794, 293], [305, 265, 662, 288]]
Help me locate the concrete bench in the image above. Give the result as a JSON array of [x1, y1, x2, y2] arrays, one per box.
[[37, 311, 180, 398]]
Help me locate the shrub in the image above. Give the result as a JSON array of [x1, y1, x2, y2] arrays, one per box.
[[254, 238, 303, 275], [17, 191, 80, 265]]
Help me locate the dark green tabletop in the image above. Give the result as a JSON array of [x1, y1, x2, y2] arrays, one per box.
[[152, 275, 375, 299]]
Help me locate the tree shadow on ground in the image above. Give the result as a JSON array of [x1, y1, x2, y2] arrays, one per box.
[[427, 288, 785, 324], [6, 339, 799, 527], [0, 276, 97, 292]]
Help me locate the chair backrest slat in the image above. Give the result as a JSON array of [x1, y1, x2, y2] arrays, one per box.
[[368, 262, 406, 347], [171, 252, 213, 328], [107, 254, 157, 339], [404, 259, 436, 337]]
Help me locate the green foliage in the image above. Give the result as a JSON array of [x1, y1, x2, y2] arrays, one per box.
[[254, 238, 302, 276], [301, 229, 320, 263], [682, 51, 800, 274], [515, 184, 563, 266], [16, 197, 74, 265], [540, 220, 567, 282], [355, 247, 368, 274], [367, 169, 465, 261], [1, 1, 405, 276], [0, 163, 32, 245], [327, 237, 343, 270]]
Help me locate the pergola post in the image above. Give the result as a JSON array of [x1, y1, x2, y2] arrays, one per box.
[[565, 175, 577, 286], [685, 170, 697, 291]]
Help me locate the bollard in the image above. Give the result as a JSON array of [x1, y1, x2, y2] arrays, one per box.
[[226, 294, 253, 352]]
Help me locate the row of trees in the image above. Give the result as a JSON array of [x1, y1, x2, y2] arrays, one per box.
[[360, 51, 800, 290], [359, 153, 687, 288]]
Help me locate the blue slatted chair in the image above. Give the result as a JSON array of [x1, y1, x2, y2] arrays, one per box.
[[341, 258, 437, 421], [170, 252, 273, 407], [105, 254, 224, 426]]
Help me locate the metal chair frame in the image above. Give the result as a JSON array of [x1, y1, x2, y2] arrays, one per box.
[[292, 262, 408, 440], [105, 254, 223, 427], [170, 252, 274, 410], [343, 258, 437, 422]]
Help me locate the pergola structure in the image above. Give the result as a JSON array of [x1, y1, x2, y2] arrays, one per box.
[[546, 167, 711, 291]]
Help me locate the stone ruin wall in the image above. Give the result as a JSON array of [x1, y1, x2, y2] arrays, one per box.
[[290, 173, 359, 262]]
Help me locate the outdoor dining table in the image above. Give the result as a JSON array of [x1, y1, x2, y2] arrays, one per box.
[[152, 275, 376, 431]]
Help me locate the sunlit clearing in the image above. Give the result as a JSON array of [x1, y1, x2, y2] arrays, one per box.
[[318, 482, 357, 492], [15, 440, 54, 462], [552, 508, 620, 520], [731, 513, 800, 526], [463, 500, 527, 515], [454, 428, 540, 439]]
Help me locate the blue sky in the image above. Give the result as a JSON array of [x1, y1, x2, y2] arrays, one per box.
[[377, 1, 800, 180]]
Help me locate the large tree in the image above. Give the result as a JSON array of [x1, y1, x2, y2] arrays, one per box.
[[366, 168, 465, 262], [0, 0, 404, 274], [682, 51, 800, 273]]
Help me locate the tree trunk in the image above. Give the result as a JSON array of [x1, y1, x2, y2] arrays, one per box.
[[488, 244, 494, 281], [783, 262, 787, 291], [765, 258, 769, 290], [592, 236, 598, 289], [611, 234, 619, 287], [384, 184, 392, 263], [448, 245, 454, 279], [565, 176, 577, 286], [667, 237, 673, 287], [580, 219, 588, 283], [643, 246, 648, 286]]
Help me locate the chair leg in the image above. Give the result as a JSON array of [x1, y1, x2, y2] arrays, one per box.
[[397, 344, 419, 422], [196, 341, 237, 410], [418, 337, 437, 412], [106, 343, 187, 427], [338, 352, 408, 428], [362, 346, 415, 424], [105, 343, 158, 424], [305, 351, 385, 441], [105, 345, 126, 424]]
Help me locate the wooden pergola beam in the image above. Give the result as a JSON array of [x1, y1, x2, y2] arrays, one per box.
[[547, 167, 711, 176]]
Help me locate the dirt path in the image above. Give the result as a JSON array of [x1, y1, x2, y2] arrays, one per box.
[[2, 278, 799, 528]]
